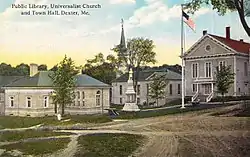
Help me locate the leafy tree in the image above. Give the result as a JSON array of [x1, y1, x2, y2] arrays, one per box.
[[0, 63, 14, 75], [112, 37, 157, 91], [14, 63, 29, 76], [82, 53, 117, 85], [149, 74, 167, 106], [185, 0, 250, 36], [215, 65, 235, 104], [50, 65, 58, 71], [49, 55, 79, 116], [38, 64, 47, 71]]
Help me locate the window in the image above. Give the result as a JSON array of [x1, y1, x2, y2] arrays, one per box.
[[9, 96, 14, 107], [192, 84, 197, 92], [146, 84, 149, 96], [82, 91, 85, 106], [119, 85, 122, 95], [120, 98, 123, 104], [244, 62, 248, 76], [26, 97, 31, 108], [205, 45, 211, 52], [77, 91, 80, 99], [137, 85, 140, 95], [192, 63, 198, 78], [78, 101, 80, 106], [96, 91, 101, 106], [82, 91, 85, 99], [177, 84, 181, 94], [205, 62, 212, 78], [219, 61, 226, 71], [169, 84, 172, 95], [44, 96, 48, 108], [137, 97, 140, 104]]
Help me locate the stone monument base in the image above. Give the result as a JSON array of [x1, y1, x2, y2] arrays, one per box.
[[122, 103, 140, 112]]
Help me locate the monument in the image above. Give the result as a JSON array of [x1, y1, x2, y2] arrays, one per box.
[[122, 68, 140, 111]]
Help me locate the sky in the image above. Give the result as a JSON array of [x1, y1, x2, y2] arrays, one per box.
[[0, 0, 249, 68]]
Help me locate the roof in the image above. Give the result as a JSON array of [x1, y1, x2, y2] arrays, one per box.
[[113, 71, 155, 82], [0, 76, 24, 87], [4, 71, 110, 88], [149, 70, 181, 80], [210, 34, 250, 54], [0, 76, 24, 92], [113, 69, 181, 83]]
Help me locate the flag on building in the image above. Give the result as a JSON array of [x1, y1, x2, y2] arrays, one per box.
[[182, 11, 195, 31]]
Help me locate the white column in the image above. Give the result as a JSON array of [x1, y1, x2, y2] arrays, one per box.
[[211, 83, 213, 93]]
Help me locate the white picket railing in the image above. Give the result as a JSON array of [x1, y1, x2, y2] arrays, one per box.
[[206, 92, 214, 102], [192, 91, 199, 102]]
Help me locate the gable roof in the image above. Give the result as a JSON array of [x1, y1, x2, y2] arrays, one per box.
[[0, 76, 24, 87], [4, 71, 110, 88], [147, 70, 181, 81], [113, 69, 181, 83], [210, 34, 250, 54], [113, 71, 155, 82], [184, 33, 250, 57]]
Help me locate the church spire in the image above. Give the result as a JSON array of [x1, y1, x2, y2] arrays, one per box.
[[120, 18, 126, 53]]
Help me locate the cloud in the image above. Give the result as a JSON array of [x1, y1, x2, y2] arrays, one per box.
[[109, 0, 135, 4]]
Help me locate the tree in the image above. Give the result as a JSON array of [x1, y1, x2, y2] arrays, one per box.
[[215, 65, 235, 104], [14, 63, 29, 76], [112, 37, 157, 91], [0, 63, 14, 75], [186, 0, 250, 36], [49, 55, 79, 116], [50, 65, 58, 71], [82, 53, 117, 85], [38, 64, 47, 71], [149, 74, 167, 106]]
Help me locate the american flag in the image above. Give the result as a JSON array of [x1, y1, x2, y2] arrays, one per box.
[[182, 11, 195, 31]]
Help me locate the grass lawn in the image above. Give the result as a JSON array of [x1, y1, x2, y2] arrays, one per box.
[[75, 133, 145, 157], [115, 104, 235, 119], [0, 130, 73, 142], [0, 114, 112, 129], [0, 138, 70, 156]]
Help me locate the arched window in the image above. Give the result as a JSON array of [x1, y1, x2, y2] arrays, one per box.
[[9, 96, 14, 107], [26, 97, 32, 108], [82, 91, 85, 106], [44, 96, 48, 108], [77, 91, 80, 99], [96, 91, 101, 106]]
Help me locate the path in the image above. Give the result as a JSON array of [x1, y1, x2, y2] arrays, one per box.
[[0, 104, 249, 157]]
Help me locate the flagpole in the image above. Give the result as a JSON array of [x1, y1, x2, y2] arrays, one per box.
[[181, 4, 185, 109]]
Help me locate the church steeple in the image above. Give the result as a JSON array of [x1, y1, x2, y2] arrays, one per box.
[[119, 18, 126, 54], [116, 19, 127, 79]]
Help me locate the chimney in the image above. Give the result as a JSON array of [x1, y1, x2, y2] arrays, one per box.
[[203, 30, 207, 36], [240, 39, 244, 42], [30, 63, 38, 77], [226, 26, 230, 39]]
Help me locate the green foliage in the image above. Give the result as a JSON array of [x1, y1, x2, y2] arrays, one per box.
[[116, 104, 233, 119], [215, 65, 235, 102], [112, 37, 156, 70], [0, 130, 72, 142], [185, 0, 250, 36], [82, 53, 117, 85], [0, 138, 70, 156], [75, 133, 144, 157], [50, 65, 58, 71], [112, 37, 157, 89], [0, 63, 49, 76], [38, 64, 47, 71], [49, 55, 79, 115], [149, 74, 168, 106]]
